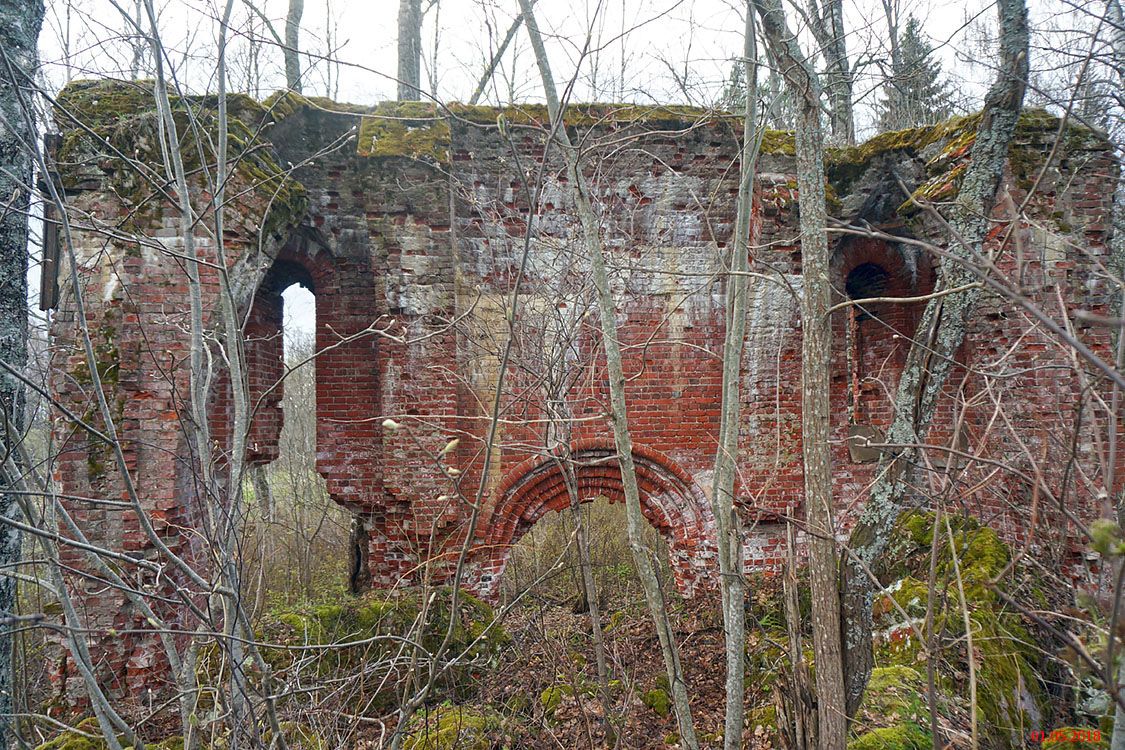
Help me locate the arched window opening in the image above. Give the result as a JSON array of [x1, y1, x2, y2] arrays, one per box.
[[843, 262, 894, 463], [245, 262, 351, 605], [845, 262, 890, 321]]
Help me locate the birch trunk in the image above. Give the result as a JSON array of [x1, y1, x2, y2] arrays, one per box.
[[516, 1, 699, 745], [751, 0, 847, 745], [468, 5, 530, 105], [1110, 3, 1125, 748], [807, 0, 855, 144], [840, 0, 1029, 715], [0, 1, 43, 744], [283, 0, 304, 92], [397, 0, 423, 100], [710, 9, 760, 748]]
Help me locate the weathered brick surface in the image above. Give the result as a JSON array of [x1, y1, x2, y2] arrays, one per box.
[[48, 90, 1121, 702]]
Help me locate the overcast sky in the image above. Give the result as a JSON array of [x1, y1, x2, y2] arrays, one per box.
[[40, 0, 1023, 124], [35, 0, 1101, 344]]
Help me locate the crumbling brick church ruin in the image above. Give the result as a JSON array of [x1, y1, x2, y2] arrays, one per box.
[[47, 80, 1120, 698]]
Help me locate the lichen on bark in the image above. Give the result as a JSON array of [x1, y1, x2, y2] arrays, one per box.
[[840, 0, 1031, 718]]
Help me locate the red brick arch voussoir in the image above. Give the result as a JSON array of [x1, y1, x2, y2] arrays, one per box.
[[468, 441, 718, 601]]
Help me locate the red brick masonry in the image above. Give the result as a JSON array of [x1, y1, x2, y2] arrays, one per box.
[[47, 90, 1120, 700]]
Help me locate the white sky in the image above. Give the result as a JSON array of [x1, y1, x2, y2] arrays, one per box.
[[37, 0, 1107, 342], [40, 0, 1031, 123]]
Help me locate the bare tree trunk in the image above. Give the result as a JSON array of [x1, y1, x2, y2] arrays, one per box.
[[252, 463, 274, 521], [785, 516, 814, 749], [710, 9, 760, 748], [284, 0, 304, 92], [880, 0, 902, 89], [1108, 3, 1125, 749], [469, 5, 529, 105], [128, 0, 144, 78], [840, 0, 1029, 716], [560, 456, 614, 734], [807, 0, 854, 144], [0, 1, 43, 745], [397, 0, 423, 100], [752, 0, 847, 746], [517, 1, 700, 746]]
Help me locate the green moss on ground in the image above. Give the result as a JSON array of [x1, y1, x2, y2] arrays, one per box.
[[401, 705, 509, 750], [1041, 726, 1110, 749], [539, 684, 573, 714], [849, 666, 932, 749], [33, 718, 185, 750], [866, 511, 1049, 749], [34, 718, 331, 750], [641, 688, 672, 717], [257, 587, 508, 710], [848, 724, 931, 750]]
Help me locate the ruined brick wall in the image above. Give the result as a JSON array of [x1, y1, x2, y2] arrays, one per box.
[[47, 83, 1120, 701]]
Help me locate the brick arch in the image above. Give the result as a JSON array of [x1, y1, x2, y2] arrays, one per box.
[[469, 442, 717, 601], [238, 237, 331, 469], [829, 236, 941, 452]]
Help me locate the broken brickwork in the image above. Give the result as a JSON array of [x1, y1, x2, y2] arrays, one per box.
[[47, 81, 1120, 701]]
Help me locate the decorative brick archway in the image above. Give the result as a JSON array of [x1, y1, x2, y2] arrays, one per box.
[[469, 442, 717, 600]]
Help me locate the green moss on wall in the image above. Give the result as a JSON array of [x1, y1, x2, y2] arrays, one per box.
[[357, 102, 452, 162], [55, 79, 307, 239]]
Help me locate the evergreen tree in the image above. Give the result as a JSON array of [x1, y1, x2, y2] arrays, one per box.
[[718, 60, 795, 130], [877, 16, 952, 131], [718, 61, 746, 111]]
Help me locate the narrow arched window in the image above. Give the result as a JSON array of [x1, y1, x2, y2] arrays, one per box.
[[844, 262, 893, 462]]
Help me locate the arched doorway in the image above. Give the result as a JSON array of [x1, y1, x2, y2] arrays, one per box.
[[470, 444, 717, 602]]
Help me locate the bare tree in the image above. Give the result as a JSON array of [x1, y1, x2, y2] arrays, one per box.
[[0, 1, 43, 745], [840, 0, 1030, 716], [516, 1, 702, 746], [469, 4, 528, 105], [710, 7, 760, 748], [806, 0, 854, 143], [752, 0, 847, 745], [398, 0, 423, 100], [284, 0, 304, 92]]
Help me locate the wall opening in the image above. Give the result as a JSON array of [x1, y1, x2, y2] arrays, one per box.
[[478, 446, 716, 603], [845, 262, 890, 321], [499, 494, 672, 609], [245, 263, 352, 606], [836, 244, 934, 463]]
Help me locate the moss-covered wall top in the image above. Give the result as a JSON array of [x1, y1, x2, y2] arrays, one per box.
[[53, 79, 308, 240], [53, 80, 1112, 237]]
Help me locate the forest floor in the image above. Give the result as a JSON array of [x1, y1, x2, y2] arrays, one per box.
[[467, 595, 776, 749]]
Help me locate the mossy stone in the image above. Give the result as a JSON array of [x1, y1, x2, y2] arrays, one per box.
[[402, 706, 504, 750], [641, 688, 671, 717]]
